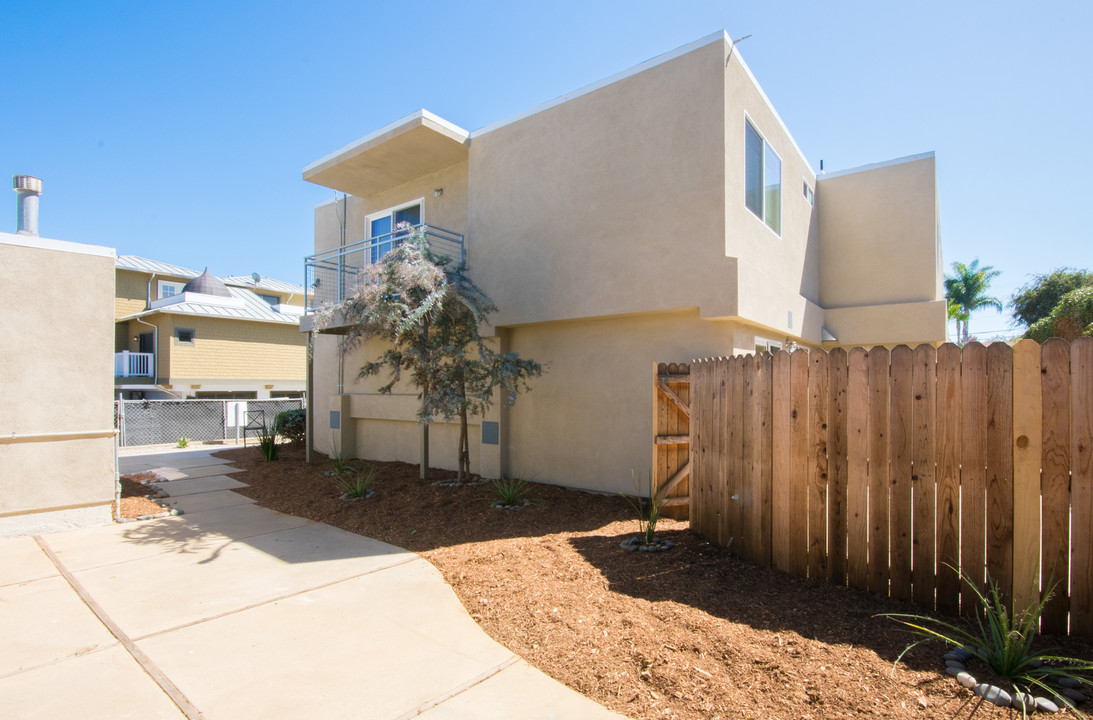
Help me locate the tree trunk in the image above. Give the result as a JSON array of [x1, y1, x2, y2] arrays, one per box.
[[457, 372, 469, 481]]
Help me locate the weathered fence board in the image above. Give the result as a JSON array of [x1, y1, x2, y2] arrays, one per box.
[[960, 342, 987, 615], [1072, 338, 1093, 636], [788, 351, 811, 578], [678, 339, 1093, 637], [846, 348, 869, 591], [935, 343, 962, 615], [1040, 339, 1071, 634], [771, 351, 793, 572], [867, 347, 891, 596], [889, 345, 914, 602]]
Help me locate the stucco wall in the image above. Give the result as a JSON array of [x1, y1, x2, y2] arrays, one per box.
[[817, 155, 942, 309], [469, 39, 736, 326], [0, 233, 116, 535]]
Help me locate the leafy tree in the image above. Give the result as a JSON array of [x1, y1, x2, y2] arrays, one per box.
[[944, 259, 1002, 345], [1025, 285, 1093, 342], [1010, 268, 1093, 331], [315, 227, 542, 482]]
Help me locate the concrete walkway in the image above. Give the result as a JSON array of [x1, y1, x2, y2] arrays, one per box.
[[0, 449, 625, 719]]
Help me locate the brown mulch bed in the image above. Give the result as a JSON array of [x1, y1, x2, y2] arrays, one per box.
[[114, 472, 170, 519], [213, 445, 1092, 720]]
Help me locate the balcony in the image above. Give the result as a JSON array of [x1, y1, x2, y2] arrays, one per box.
[[115, 351, 153, 378], [304, 224, 465, 312]]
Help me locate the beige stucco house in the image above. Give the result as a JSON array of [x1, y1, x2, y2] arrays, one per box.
[[1, 229, 117, 536], [114, 256, 308, 400], [301, 31, 946, 494]]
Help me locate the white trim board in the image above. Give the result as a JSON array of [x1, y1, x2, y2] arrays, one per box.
[[818, 151, 936, 181], [0, 231, 115, 259]]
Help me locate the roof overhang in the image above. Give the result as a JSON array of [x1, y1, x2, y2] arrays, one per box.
[[303, 110, 470, 197]]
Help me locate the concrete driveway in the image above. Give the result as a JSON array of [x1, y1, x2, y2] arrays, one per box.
[[0, 448, 624, 719]]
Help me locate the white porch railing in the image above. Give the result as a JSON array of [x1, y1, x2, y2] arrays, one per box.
[[115, 351, 153, 377]]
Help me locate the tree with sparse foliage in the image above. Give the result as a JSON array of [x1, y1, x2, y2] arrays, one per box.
[[315, 226, 542, 482], [944, 259, 1002, 345], [1010, 268, 1093, 332]]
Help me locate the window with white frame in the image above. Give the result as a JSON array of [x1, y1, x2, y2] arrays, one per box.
[[158, 280, 185, 299], [257, 293, 279, 307], [755, 337, 783, 355], [366, 201, 422, 264], [744, 120, 782, 235], [803, 181, 814, 206]]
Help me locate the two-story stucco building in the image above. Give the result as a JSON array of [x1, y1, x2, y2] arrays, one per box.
[[301, 31, 946, 494]]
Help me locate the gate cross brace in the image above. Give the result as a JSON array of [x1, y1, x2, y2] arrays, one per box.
[[656, 381, 691, 418], [655, 461, 690, 504]]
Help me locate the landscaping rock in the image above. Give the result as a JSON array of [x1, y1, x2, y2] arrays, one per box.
[[1060, 688, 1087, 703], [1011, 692, 1036, 712], [945, 666, 963, 678], [1035, 697, 1060, 713], [945, 660, 965, 670], [619, 537, 674, 552], [956, 672, 977, 689], [1057, 677, 1083, 689], [973, 683, 1012, 707]]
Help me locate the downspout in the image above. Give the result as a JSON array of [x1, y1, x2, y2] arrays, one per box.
[[146, 273, 157, 309]]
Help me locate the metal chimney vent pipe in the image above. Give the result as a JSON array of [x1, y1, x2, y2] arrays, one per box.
[[13, 175, 43, 236]]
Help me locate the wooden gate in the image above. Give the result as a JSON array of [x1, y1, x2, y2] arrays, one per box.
[[652, 363, 691, 519]]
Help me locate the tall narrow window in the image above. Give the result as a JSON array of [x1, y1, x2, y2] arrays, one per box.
[[744, 120, 782, 236], [368, 202, 422, 264]]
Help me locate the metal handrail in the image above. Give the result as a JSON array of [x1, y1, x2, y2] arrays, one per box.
[[303, 223, 465, 311]]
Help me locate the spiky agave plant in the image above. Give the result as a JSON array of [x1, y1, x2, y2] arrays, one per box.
[[490, 477, 529, 506], [333, 464, 377, 499], [881, 566, 1092, 716], [622, 471, 662, 546]]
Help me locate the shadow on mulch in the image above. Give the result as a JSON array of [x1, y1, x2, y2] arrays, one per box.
[[568, 526, 954, 673]]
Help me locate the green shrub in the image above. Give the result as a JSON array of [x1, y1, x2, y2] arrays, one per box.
[[177, 437, 190, 449], [623, 471, 661, 545], [273, 409, 306, 444]]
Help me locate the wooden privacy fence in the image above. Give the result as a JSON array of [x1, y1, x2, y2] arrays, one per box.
[[652, 363, 692, 519], [683, 338, 1093, 637]]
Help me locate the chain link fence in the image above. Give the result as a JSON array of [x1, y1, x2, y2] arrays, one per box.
[[115, 398, 305, 447]]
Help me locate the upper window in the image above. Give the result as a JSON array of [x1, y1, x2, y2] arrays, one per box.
[[367, 202, 422, 264], [158, 280, 185, 299], [174, 328, 195, 344], [744, 120, 782, 235], [803, 181, 815, 207], [257, 293, 279, 307]]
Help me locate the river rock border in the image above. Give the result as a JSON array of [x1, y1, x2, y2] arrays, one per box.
[[942, 647, 1088, 714], [620, 537, 674, 552]]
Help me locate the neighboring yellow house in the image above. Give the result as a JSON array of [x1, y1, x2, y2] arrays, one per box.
[[300, 31, 947, 494], [114, 256, 307, 399]]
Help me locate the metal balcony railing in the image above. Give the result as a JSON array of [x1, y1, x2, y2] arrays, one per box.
[[303, 224, 465, 311], [115, 351, 153, 377]]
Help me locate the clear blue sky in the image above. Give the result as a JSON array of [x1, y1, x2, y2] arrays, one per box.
[[3, 1, 1089, 340]]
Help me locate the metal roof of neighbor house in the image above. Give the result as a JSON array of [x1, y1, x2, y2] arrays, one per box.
[[118, 285, 302, 325], [116, 255, 200, 278], [222, 275, 307, 296]]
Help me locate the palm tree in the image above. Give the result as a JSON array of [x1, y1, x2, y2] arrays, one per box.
[[944, 259, 1002, 344]]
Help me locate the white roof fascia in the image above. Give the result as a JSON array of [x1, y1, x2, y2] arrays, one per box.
[[471, 31, 728, 139], [469, 31, 815, 177], [817, 151, 936, 181], [303, 109, 471, 175], [1, 231, 115, 259], [730, 44, 816, 178]]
